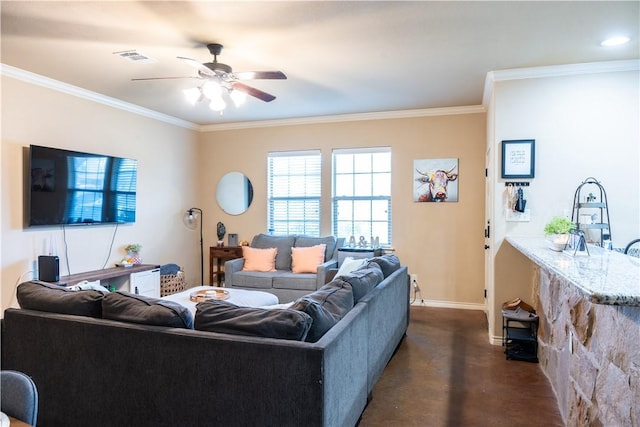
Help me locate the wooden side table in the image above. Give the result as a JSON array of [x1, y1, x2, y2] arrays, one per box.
[[209, 246, 243, 286]]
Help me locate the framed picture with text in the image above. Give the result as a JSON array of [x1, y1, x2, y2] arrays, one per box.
[[501, 139, 535, 179]]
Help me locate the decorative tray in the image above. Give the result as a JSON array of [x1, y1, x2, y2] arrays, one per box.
[[115, 263, 134, 268], [190, 289, 230, 302]]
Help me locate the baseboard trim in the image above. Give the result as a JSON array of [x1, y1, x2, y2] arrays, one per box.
[[410, 299, 485, 311]]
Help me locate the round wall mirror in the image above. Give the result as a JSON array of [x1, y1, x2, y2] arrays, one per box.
[[216, 172, 254, 215]]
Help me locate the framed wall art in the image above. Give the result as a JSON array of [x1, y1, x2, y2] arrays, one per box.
[[501, 139, 535, 179], [413, 158, 459, 202]]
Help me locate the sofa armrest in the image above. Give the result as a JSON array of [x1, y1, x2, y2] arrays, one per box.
[[316, 259, 339, 288], [224, 258, 245, 287]]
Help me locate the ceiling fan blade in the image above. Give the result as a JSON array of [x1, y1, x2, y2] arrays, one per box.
[[131, 76, 200, 81], [231, 82, 276, 102], [178, 56, 215, 77], [233, 71, 287, 80]]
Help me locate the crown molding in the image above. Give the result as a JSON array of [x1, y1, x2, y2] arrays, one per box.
[[7, 58, 634, 133], [1, 63, 484, 132], [483, 59, 640, 107], [198, 105, 486, 132], [0, 63, 198, 130]]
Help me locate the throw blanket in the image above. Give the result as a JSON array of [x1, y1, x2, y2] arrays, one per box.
[[160, 263, 181, 275]]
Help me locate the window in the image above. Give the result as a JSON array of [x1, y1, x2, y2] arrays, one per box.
[[268, 150, 321, 236], [332, 148, 392, 246]]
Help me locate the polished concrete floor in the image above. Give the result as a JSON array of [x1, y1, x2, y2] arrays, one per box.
[[358, 306, 564, 427]]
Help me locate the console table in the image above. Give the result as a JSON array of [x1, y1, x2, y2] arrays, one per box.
[[337, 247, 383, 265], [51, 264, 161, 298], [209, 246, 243, 285]]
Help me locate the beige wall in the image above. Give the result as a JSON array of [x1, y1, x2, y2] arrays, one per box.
[[199, 113, 487, 306], [1, 76, 200, 310], [488, 70, 640, 341]]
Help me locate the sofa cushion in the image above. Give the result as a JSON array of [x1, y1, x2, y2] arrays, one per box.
[[194, 300, 313, 341], [294, 235, 337, 262], [16, 280, 105, 318], [230, 271, 277, 289], [242, 246, 277, 272], [272, 272, 317, 291], [291, 244, 326, 273], [102, 291, 193, 329], [366, 254, 401, 278], [290, 280, 354, 342], [341, 263, 384, 302], [251, 234, 296, 271]]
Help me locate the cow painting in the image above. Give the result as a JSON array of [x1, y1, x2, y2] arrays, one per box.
[[414, 160, 459, 202]]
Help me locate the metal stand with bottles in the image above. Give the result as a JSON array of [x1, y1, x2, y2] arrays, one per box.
[[571, 177, 611, 247]]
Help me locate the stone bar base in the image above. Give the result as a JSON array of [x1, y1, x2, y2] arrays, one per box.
[[533, 266, 640, 426]]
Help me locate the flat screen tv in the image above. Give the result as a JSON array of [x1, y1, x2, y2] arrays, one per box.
[[28, 145, 137, 227]]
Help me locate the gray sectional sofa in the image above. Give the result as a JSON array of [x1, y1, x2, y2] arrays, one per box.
[[2, 255, 409, 427], [225, 234, 346, 302]]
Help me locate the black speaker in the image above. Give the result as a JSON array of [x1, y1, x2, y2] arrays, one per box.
[[38, 255, 60, 282]]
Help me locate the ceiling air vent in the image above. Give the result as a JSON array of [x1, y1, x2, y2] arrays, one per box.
[[113, 50, 157, 64]]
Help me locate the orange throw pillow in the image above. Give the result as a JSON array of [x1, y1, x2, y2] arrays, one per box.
[[242, 247, 277, 272], [291, 244, 327, 273]]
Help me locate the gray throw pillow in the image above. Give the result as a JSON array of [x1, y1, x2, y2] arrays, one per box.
[[251, 234, 296, 271], [102, 291, 193, 329], [340, 263, 384, 302], [366, 254, 401, 278], [291, 280, 354, 342], [194, 300, 313, 341], [294, 235, 337, 262], [17, 280, 106, 318]]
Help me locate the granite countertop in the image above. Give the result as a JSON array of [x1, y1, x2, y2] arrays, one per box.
[[506, 236, 640, 306]]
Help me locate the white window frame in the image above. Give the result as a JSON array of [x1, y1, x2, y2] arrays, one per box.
[[332, 147, 392, 247], [267, 150, 322, 236]]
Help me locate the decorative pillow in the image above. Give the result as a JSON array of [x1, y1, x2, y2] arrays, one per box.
[[335, 257, 367, 278], [340, 263, 384, 302], [251, 234, 295, 271], [194, 300, 313, 341], [294, 236, 337, 262], [242, 246, 277, 272], [102, 291, 193, 329], [17, 280, 106, 318], [291, 244, 326, 273], [290, 280, 354, 342], [366, 254, 401, 278]]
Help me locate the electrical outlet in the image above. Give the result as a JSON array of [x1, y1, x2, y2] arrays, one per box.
[[410, 274, 418, 284]]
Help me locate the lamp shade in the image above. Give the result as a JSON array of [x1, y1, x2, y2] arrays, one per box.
[[183, 209, 200, 229]]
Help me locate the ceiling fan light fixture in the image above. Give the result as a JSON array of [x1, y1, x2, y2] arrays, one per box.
[[230, 89, 247, 107], [202, 81, 222, 99], [209, 96, 226, 112], [183, 87, 202, 105]]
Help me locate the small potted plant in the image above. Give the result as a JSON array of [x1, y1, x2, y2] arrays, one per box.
[[544, 217, 575, 251], [124, 243, 142, 264]]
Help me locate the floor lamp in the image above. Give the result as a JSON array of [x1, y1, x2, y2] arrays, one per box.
[[183, 207, 204, 285]]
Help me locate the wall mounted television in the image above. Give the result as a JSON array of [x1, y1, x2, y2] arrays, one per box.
[[28, 145, 137, 227]]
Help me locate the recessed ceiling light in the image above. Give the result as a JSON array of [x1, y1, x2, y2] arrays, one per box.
[[600, 36, 630, 47]]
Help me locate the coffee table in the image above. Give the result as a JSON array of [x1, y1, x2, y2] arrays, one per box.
[[162, 286, 279, 316]]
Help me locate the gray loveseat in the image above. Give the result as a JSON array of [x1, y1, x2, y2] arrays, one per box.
[[225, 234, 346, 302], [2, 256, 409, 427]]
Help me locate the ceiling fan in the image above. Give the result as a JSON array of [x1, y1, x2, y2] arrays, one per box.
[[132, 43, 286, 107]]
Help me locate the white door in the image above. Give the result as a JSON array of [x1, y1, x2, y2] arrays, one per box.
[[484, 147, 494, 317]]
